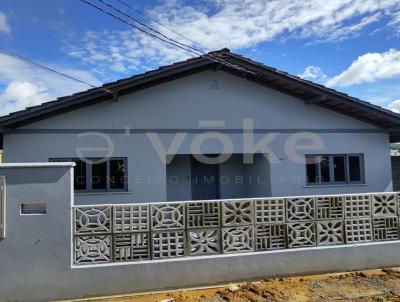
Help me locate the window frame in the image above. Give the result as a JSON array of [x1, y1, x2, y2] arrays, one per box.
[[305, 154, 364, 186], [346, 154, 364, 184], [49, 157, 128, 192]]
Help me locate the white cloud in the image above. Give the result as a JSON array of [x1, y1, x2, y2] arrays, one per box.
[[150, 0, 398, 47], [0, 11, 10, 34], [388, 10, 400, 36], [298, 66, 327, 81], [388, 99, 400, 113], [0, 81, 49, 116], [309, 12, 382, 44], [66, 0, 400, 75], [65, 30, 189, 79], [0, 53, 101, 116], [326, 49, 400, 87]]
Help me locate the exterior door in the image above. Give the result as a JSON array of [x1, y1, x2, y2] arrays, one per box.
[[191, 156, 220, 200]]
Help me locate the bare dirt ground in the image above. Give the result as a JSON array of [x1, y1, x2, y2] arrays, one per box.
[[78, 269, 400, 302]]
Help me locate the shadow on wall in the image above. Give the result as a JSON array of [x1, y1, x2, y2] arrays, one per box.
[[4, 168, 67, 185]]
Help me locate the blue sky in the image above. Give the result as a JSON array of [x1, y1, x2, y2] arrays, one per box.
[[0, 0, 400, 116]]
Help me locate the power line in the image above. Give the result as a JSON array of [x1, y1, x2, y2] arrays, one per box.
[[101, 0, 255, 74], [96, 0, 203, 54], [97, 0, 200, 51], [113, 0, 245, 72], [0, 0, 256, 104], [101, 0, 253, 73], [0, 48, 116, 97], [80, 0, 202, 57], [116, 0, 206, 51], [80, 0, 255, 74], [91, 0, 242, 70], [0, 48, 106, 90]]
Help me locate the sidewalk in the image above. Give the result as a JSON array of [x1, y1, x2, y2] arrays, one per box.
[[68, 268, 400, 302]]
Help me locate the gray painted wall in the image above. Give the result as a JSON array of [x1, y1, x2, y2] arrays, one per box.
[[245, 153, 271, 197], [219, 154, 248, 199], [1, 164, 400, 302], [166, 154, 192, 201], [218, 154, 271, 199], [2, 70, 392, 203], [0, 164, 74, 302]]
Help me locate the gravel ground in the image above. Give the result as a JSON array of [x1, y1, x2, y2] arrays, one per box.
[[75, 268, 400, 302]]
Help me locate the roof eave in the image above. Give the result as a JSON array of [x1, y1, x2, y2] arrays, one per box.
[[0, 57, 215, 128], [0, 49, 400, 143]]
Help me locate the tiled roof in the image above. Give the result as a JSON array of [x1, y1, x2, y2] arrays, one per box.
[[1, 48, 399, 141]]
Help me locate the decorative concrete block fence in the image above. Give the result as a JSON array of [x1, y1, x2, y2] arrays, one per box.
[[4, 164, 400, 302], [72, 193, 400, 265]]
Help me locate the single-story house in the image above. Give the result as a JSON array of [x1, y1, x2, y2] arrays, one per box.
[[0, 48, 399, 204]]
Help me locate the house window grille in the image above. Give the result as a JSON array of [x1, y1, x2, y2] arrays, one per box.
[[306, 154, 364, 185]]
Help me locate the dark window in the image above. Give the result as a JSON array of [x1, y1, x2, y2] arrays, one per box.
[[348, 155, 361, 182], [74, 159, 86, 190], [306, 154, 364, 185], [49, 158, 127, 192], [333, 156, 346, 182], [306, 157, 318, 183], [91, 161, 107, 190], [110, 159, 126, 189], [320, 156, 331, 183]]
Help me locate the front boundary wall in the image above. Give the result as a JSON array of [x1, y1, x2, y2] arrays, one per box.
[[1, 163, 400, 302]]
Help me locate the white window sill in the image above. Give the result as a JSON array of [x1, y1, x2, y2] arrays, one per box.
[[303, 184, 368, 188], [75, 191, 132, 196]]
